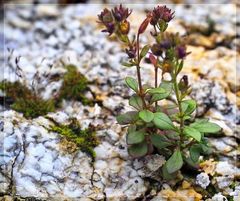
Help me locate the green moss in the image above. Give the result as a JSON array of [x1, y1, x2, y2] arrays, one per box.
[[0, 80, 55, 119], [0, 80, 32, 101], [58, 64, 92, 105], [11, 97, 55, 119], [49, 118, 99, 160], [0, 65, 93, 118]]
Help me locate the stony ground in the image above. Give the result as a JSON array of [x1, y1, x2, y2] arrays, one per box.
[[0, 3, 239, 201]]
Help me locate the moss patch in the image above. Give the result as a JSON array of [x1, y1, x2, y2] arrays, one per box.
[[0, 80, 55, 118], [0, 65, 93, 118], [49, 118, 99, 160], [57, 64, 92, 106]]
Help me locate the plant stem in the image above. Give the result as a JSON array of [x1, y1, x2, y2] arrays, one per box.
[[173, 74, 184, 150], [154, 66, 158, 109], [136, 33, 147, 108]]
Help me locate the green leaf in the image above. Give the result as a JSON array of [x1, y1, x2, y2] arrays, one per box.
[[184, 156, 199, 169], [181, 99, 197, 115], [195, 118, 209, 123], [153, 112, 175, 130], [142, 84, 151, 92], [139, 110, 154, 123], [116, 111, 138, 125], [151, 81, 172, 103], [183, 126, 202, 142], [190, 144, 201, 163], [147, 87, 166, 94], [128, 125, 136, 133], [190, 121, 221, 133], [176, 60, 184, 75], [140, 45, 150, 59], [129, 94, 144, 110], [128, 141, 148, 157], [150, 133, 172, 149], [127, 130, 145, 144], [200, 143, 212, 154], [125, 77, 138, 92], [122, 62, 135, 68], [119, 34, 129, 43], [166, 149, 183, 174], [162, 164, 177, 180]]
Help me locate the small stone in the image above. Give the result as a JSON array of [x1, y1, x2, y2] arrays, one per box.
[[196, 172, 210, 189], [230, 185, 240, 201], [45, 35, 59, 47], [191, 79, 231, 116], [199, 159, 217, 176], [182, 181, 191, 189], [94, 142, 118, 159], [209, 137, 237, 154], [215, 161, 237, 176], [106, 130, 119, 142], [68, 39, 85, 54], [211, 193, 228, 201], [136, 154, 165, 181], [36, 5, 59, 18], [8, 16, 31, 30], [144, 155, 165, 172], [216, 176, 234, 189]]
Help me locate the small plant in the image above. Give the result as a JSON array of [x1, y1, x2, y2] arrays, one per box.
[[98, 5, 221, 178], [49, 117, 99, 160]]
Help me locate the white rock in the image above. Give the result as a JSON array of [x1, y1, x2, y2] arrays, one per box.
[[47, 111, 69, 124], [211, 193, 228, 201], [36, 5, 59, 18], [8, 14, 31, 29], [94, 142, 118, 159], [215, 161, 238, 176], [196, 172, 210, 189], [216, 176, 234, 189], [230, 185, 240, 201], [68, 39, 85, 55], [106, 129, 119, 141], [45, 35, 58, 47]]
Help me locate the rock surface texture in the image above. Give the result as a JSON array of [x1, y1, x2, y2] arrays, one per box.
[[1, 2, 239, 201]]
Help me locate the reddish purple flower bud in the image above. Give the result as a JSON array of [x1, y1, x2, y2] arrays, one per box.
[[101, 22, 115, 36], [98, 8, 115, 35], [162, 6, 174, 22], [150, 5, 174, 25], [98, 8, 113, 24], [138, 16, 151, 35], [176, 45, 190, 59], [159, 40, 171, 49], [149, 53, 157, 66], [151, 44, 162, 56], [112, 4, 132, 22], [126, 45, 137, 58]]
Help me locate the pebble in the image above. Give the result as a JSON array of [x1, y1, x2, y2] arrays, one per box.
[[215, 161, 238, 176], [35, 5, 60, 18], [196, 172, 210, 189]]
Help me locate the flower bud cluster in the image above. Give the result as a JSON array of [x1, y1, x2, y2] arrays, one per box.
[[98, 4, 131, 36], [151, 32, 189, 60]]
